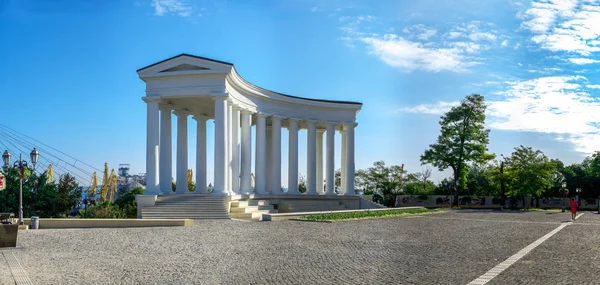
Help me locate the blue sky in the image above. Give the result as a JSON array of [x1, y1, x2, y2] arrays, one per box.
[[0, 0, 599, 186]]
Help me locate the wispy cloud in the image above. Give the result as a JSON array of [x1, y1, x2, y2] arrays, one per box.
[[399, 76, 600, 154], [341, 19, 503, 73], [520, 0, 600, 56], [568, 58, 600, 64], [151, 0, 193, 17], [399, 101, 461, 115]]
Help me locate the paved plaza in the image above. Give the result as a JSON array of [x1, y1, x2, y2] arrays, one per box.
[[2, 210, 599, 284]]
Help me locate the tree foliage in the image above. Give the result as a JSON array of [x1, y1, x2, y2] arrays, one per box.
[[503, 146, 557, 200], [420, 94, 494, 205]]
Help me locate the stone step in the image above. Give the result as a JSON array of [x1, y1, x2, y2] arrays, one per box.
[[230, 210, 277, 219], [229, 205, 274, 213], [230, 200, 271, 207], [143, 216, 230, 219], [142, 213, 230, 217], [156, 199, 228, 203], [142, 210, 229, 214], [285, 206, 346, 211], [154, 203, 227, 207], [149, 208, 228, 212]]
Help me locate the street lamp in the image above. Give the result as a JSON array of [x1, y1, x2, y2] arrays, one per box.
[[576, 188, 582, 210], [560, 181, 568, 213], [2, 148, 39, 225]]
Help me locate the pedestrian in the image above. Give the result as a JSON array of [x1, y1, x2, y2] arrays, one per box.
[[570, 197, 578, 221]]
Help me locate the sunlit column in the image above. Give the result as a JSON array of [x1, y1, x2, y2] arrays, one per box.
[[316, 129, 324, 194], [325, 123, 336, 195], [193, 115, 208, 193], [255, 113, 267, 194], [145, 102, 159, 195], [213, 96, 228, 195], [287, 119, 299, 195], [271, 116, 282, 194], [174, 110, 189, 194], [159, 104, 172, 195], [306, 121, 317, 195], [344, 123, 356, 196], [240, 110, 253, 194]]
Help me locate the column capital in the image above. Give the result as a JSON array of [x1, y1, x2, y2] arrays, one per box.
[[317, 129, 325, 134], [270, 115, 283, 121], [192, 114, 210, 121], [343, 122, 358, 129], [240, 109, 253, 115], [255, 112, 268, 118], [158, 103, 173, 111], [173, 109, 191, 117], [211, 93, 229, 100], [142, 97, 162, 103]]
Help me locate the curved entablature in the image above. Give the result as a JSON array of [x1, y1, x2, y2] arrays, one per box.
[[138, 54, 362, 124]]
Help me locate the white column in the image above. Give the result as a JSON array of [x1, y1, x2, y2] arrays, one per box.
[[174, 110, 189, 194], [271, 116, 282, 194], [240, 110, 252, 194], [341, 128, 346, 194], [213, 97, 228, 195], [306, 121, 317, 195], [159, 104, 172, 195], [231, 106, 240, 194], [193, 115, 208, 193], [145, 102, 159, 195], [226, 101, 232, 193], [287, 120, 299, 194], [316, 129, 324, 194], [266, 125, 273, 193], [255, 113, 267, 194], [344, 123, 356, 196], [325, 123, 336, 195]]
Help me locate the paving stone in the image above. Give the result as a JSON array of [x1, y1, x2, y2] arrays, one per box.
[[7, 210, 582, 284]]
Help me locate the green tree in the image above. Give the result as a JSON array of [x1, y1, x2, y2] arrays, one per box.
[[358, 161, 406, 206], [54, 173, 81, 217], [465, 164, 499, 196], [420, 94, 494, 206], [503, 146, 557, 208]]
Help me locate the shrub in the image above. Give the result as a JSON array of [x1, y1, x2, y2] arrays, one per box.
[[114, 187, 144, 218], [418, 194, 428, 201], [82, 201, 125, 219]]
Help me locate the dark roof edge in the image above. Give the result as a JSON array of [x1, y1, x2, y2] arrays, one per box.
[[136, 53, 233, 73]]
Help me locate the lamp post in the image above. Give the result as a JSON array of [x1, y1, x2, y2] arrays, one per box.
[[560, 181, 568, 213], [576, 188, 581, 210], [2, 148, 39, 225]]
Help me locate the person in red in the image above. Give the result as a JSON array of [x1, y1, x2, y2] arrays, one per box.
[[570, 197, 578, 221]]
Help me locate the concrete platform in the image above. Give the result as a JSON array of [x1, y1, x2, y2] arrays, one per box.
[[262, 206, 425, 221], [23, 218, 193, 229]]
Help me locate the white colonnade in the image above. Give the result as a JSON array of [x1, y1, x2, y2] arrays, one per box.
[[139, 54, 361, 197]]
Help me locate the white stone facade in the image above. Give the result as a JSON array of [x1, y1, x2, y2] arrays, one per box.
[[138, 54, 361, 196]]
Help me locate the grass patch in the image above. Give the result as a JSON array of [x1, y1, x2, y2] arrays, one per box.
[[298, 208, 445, 222]]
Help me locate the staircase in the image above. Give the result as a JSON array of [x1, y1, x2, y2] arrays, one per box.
[[229, 199, 278, 221], [279, 200, 347, 213], [141, 194, 230, 219]]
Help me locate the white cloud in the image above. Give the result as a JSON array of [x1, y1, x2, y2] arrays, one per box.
[[342, 20, 504, 73], [360, 34, 480, 73], [399, 101, 461, 115], [488, 75, 600, 154], [400, 76, 600, 154], [520, 0, 600, 55], [501, 40, 509, 47], [151, 0, 193, 17], [568, 58, 600, 64], [518, 62, 523, 66], [403, 24, 437, 40]]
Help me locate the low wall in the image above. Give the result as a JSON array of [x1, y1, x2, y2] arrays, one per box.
[[23, 218, 193, 229], [393, 195, 598, 209]]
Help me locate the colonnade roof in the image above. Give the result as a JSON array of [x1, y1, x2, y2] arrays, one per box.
[[137, 53, 363, 106]]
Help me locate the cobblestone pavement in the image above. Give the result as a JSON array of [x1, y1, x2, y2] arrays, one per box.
[[2, 210, 593, 285], [489, 211, 600, 285]]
